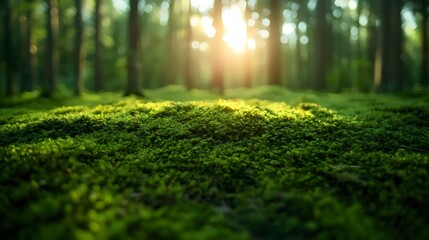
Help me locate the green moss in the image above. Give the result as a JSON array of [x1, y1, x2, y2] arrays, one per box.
[[1, 87, 429, 239]]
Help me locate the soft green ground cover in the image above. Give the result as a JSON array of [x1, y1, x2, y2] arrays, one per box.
[[1, 86, 429, 239]]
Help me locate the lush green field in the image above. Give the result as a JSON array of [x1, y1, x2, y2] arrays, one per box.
[[1, 86, 429, 239]]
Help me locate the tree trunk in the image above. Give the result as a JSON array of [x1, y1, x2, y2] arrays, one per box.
[[25, 0, 37, 92], [41, 0, 59, 97], [295, 0, 307, 89], [184, 0, 193, 91], [163, 0, 176, 87], [94, 0, 103, 91], [313, 0, 333, 90], [375, 0, 403, 92], [19, 8, 31, 93], [74, 0, 84, 96], [367, 4, 378, 91], [125, 0, 143, 96], [357, 0, 372, 92], [243, 0, 253, 88], [3, 0, 16, 96], [212, 0, 225, 95], [421, 0, 428, 89], [268, 0, 282, 86], [19, 0, 37, 93]]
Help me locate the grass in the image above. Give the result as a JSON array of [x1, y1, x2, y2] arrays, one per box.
[[1, 86, 429, 239]]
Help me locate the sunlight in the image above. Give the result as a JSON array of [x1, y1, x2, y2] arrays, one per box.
[[282, 23, 296, 35], [348, 0, 358, 10], [197, 3, 253, 53], [247, 38, 256, 50], [201, 16, 216, 38], [113, 0, 128, 12], [222, 4, 248, 53]]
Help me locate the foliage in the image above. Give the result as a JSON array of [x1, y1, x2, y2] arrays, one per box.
[[1, 87, 429, 239]]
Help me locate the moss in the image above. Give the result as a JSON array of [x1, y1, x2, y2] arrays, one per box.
[[1, 88, 429, 239]]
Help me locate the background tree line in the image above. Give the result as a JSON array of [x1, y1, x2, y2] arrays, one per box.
[[0, 0, 428, 97]]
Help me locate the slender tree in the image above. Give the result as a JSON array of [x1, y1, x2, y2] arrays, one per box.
[[365, 0, 379, 90], [19, 0, 37, 93], [212, 0, 225, 95], [355, 0, 373, 92], [184, 0, 194, 91], [73, 0, 84, 96], [163, 0, 176, 86], [41, 0, 59, 97], [268, 0, 282, 86], [313, 0, 333, 90], [375, 0, 403, 92], [243, 0, 253, 88], [295, 0, 305, 89], [2, 0, 16, 96], [125, 0, 143, 96], [421, 0, 429, 88], [94, 0, 103, 91]]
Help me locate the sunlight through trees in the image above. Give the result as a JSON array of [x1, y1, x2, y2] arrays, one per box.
[[0, 0, 428, 96]]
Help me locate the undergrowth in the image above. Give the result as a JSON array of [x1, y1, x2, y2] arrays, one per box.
[[1, 86, 429, 239]]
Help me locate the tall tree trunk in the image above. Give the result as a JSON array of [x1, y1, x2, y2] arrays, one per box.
[[295, 2, 303, 89], [268, 0, 282, 86], [212, 0, 225, 95], [354, 0, 363, 90], [375, 0, 403, 92], [421, 0, 429, 89], [94, 0, 103, 91], [243, 0, 253, 88], [125, 0, 143, 96], [367, 3, 378, 91], [74, 0, 84, 96], [340, 24, 353, 91], [313, 0, 333, 90], [24, 0, 37, 92], [20, 9, 31, 92], [163, 0, 176, 86], [357, 0, 372, 92], [296, 0, 310, 89], [184, 0, 193, 91], [3, 0, 16, 96], [41, 0, 59, 97]]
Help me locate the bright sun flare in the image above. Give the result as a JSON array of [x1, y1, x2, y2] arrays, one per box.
[[198, 4, 254, 53], [222, 5, 248, 53]]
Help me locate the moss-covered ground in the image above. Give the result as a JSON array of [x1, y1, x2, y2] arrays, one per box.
[[1, 86, 429, 239]]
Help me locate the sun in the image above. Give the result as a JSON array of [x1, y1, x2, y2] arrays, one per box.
[[222, 5, 248, 53], [197, 3, 255, 53]]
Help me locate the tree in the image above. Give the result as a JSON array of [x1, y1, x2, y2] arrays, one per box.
[[94, 0, 103, 91], [243, 0, 253, 88], [294, 0, 308, 89], [268, 0, 282, 86], [212, 0, 225, 95], [163, 0, 176, 86], [184, 0, 194, 91], [125, 0, 143, 96], [73, 0, 84, 96], [313, 0, 333, 90], [375, 0, 403, 92], [363, 0, 380, 91], [421, 0, 429, 88], [19, 0, 37, 93], [41, 0, 59, 97], [2, 0, 16, 96]]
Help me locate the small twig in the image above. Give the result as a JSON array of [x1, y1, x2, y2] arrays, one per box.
[[399, 145, 429, 154]]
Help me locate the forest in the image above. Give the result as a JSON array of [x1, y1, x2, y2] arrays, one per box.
[[1, 0, 429, 239], [0, 0, 428, 95]]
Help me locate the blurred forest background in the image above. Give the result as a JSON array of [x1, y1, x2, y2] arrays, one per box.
[[0, 0, 428, 97]]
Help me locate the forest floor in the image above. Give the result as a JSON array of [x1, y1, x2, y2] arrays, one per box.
[[1, 86, 429, 239]]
